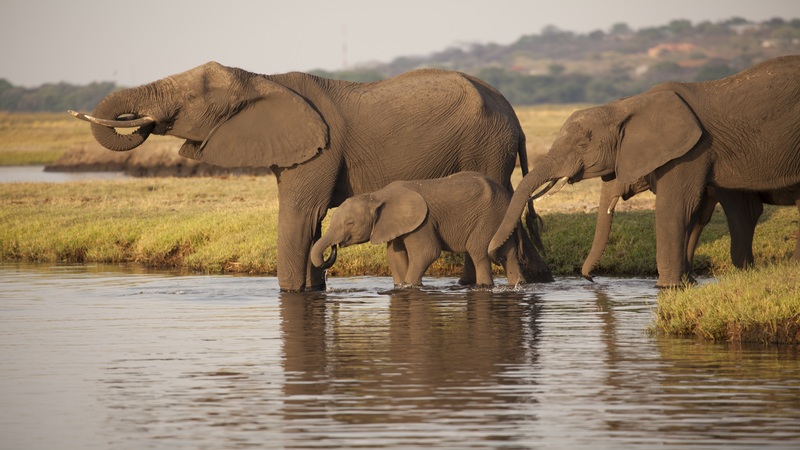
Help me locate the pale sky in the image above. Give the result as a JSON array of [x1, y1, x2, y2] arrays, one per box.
[[2, 0, 799, 87]]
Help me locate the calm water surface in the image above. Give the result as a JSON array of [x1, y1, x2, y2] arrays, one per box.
[[1, 263, 798, 449], [0, 166, 129, 183]]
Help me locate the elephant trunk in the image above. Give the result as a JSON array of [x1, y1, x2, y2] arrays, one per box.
[[582, 182, 619, 281], [81, 86, 157, 152], [489, 157, 561, 258], [310, 234, 338, 269]]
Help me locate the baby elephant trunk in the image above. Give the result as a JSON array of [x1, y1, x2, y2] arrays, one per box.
[[310, 244, 338, 270]]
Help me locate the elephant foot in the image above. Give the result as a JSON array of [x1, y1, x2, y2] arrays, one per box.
[[655, 274, 696, 289], [457, 277, 475, 286], [279, 282, 327, 293], [394, 282, 422, 290]]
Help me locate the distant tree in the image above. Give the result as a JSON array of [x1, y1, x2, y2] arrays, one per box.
[[667, 19, 693, 34], [610, 22, 632, 35], [588, 29, 605, 40], [548, 64, 566, 76]]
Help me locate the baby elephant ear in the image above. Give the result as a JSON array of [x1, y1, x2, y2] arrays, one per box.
[[370, 184, 428, 244], [180, 78, 329, 168]]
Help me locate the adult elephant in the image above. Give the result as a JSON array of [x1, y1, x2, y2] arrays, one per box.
[[70, 62, 551, 291], [582, 179, 800, 281], [489, 55, 800, 287]]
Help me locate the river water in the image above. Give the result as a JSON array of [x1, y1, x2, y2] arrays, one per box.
[[0, 166, 130, 183], [1, 264, 799, 449]]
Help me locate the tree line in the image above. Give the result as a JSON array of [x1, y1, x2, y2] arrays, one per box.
[[0, 79, 117, 113], [3, 17, 799, 111]]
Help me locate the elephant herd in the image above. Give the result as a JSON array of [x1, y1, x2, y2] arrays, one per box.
[[72, 55, 800, 291]]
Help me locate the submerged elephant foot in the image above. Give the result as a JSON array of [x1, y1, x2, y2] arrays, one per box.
[[279, 282, 327, 294], [394, 282, 422, 290], [655, 274, 696, 290]]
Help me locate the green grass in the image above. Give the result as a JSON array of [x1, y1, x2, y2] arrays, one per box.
[[654, 263, 800, 344], [1, 176, 795, 278]]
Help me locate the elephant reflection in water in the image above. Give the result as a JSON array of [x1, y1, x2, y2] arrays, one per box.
[[278, 289, 540, 425]]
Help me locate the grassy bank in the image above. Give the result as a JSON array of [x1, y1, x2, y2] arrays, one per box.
[[1, 175, 796, 278], [654, 263, 800, 344]]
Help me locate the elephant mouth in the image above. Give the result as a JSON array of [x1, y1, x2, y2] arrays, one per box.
[[530, 176, 571, 202]]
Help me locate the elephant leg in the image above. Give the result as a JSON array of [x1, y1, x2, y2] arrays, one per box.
[[277, 206, 327, 292], [686, 191, 717, 274], [386, 240, 409, 287], [401, 229, 442, 287], [458, 255, 476, 285], [500, 240, 525, 286], [718, 190, 762, 269], [654, 176, 704, 288], [466, 240, 495, 287], [470, 254, 494, 288]]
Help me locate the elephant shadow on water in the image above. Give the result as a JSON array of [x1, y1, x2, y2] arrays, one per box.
[[70, 61, 551, 292]]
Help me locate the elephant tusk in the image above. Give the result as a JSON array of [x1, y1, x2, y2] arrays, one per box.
[[533, 176, 570, 202], [68, 110, 156, 128], [529, 179, 557, 201], [607, 196, 620, 215], [317, 245, 338, 270]]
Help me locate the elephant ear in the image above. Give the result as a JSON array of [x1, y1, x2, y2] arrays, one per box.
[[615, 91, 703, 185], [179, 80, 328, 168], [370, 184, 428, 244]]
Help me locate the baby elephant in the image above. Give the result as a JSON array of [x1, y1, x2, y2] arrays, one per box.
[[310, 171, 525, 288]]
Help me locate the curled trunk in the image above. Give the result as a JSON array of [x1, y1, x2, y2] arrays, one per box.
[[88, 86, 156, 152], [310, 236, 338, 269]]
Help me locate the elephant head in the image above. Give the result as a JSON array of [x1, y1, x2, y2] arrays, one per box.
[[489, 90, 703, 255], [70, 61, 329, 168], [310, 184, 428, 268]]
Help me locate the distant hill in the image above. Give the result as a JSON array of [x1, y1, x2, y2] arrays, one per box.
[[2, 17, 799, 111], [312, 17, 800, 104]]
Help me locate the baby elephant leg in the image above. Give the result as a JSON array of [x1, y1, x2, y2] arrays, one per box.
[[386, 240, 409, 287], [466, 241, 495, 288], [400, 228, 441, 287], [500, 241, 525, 286]]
